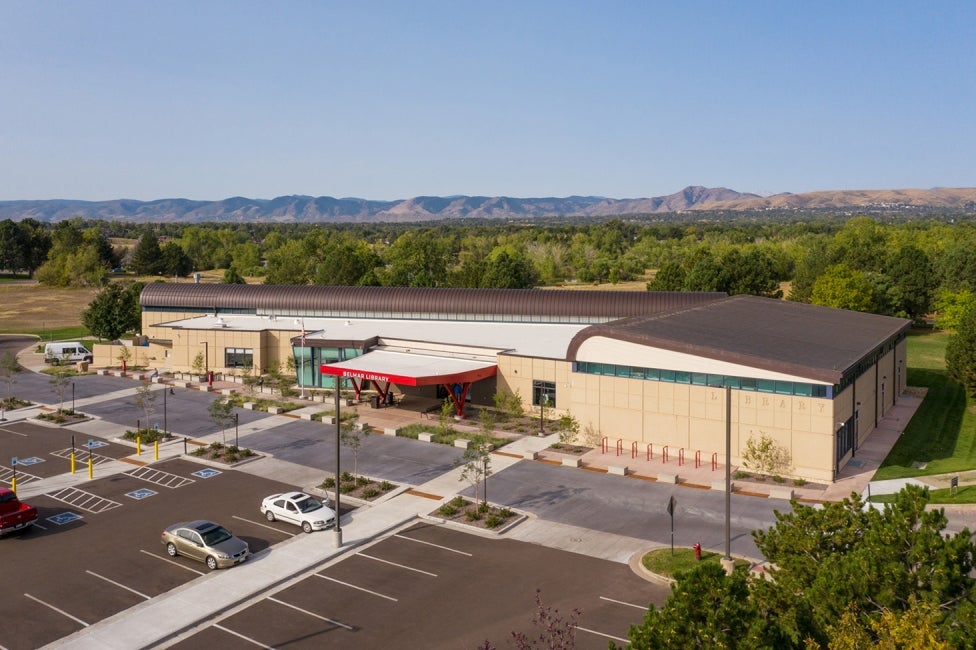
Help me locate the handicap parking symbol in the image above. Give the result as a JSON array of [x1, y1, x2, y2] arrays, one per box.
[[126, 488, 157, 500], [17, 457, 44, 466], [48, 512, 83, 526], [192, 468, 222, 479]]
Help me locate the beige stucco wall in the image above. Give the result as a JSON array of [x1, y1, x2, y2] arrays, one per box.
[[495, 340, 906, 484]]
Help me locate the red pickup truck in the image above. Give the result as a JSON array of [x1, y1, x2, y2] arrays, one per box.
[[0, 486, 37, 535]]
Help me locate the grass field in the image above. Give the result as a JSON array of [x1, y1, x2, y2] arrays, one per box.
[[874, 330, 976, 485]]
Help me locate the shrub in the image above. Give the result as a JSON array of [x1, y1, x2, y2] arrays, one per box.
[[772, 475, 785, 483], [361, 487, 379, 499], [498, 507, 513, 518], [340, 483, 356, 494], [734, 470, 751, 479], [485, 514, 505, 528], [465, 509, 482, 521], [321, 477, 336, 488], [438, 503, 459, 517], [341, 471, 354, 482], [380, 480, 394, 491], [356, 475, 370, 486], [793, 478, 808, 486], [448, 496, 466, 508]]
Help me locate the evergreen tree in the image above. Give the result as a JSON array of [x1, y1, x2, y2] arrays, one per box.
[[946, 302, 976, 396], [130, 231, 164, 275]]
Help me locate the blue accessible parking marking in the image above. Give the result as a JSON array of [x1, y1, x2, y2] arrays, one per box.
[[126, 488, 157, 500], [192, 468, 222, 479], [16, 457, 44, 466], [48, 512, 83, 525], [85, 440, 109, 449]]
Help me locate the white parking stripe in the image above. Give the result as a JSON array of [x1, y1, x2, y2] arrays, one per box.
[[599, 595, 649, 610], [86, 570, 151, 600], [314, 574, 398, 601], [139, 548, 205, 575], [267, 596, 354, 630], [212, 624, 275, 648], [394, 533, 473, 556], [24, 593, 88, 627], [232, 514, 297, 536], [356, 552, 437, 577], [574, 625, 629, 643]]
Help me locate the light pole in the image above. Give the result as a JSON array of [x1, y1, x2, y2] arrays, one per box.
[[723, 385, 732, 568], [295, 319, 306, 399], [199, 341, 208, 378], [333, 380, 343, 548], [538, 391, 548, 436], [163, 385, 168, 436], [71, 382, 75, 413], [233, 412, 239, 448]]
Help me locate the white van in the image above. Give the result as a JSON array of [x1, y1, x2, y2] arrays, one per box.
[[44, 342, 93, 365]]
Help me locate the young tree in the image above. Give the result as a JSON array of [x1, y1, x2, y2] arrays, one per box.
[[207, 397, 235, 444], [0, 351, 20, 405], [49, 364, 72, 414], [339, 418, 367, 477], [740, 432, 791, 478], [132, 381, 158, 432]]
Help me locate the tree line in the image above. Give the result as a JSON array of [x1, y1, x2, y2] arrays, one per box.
[[4, 215, 976, 324]]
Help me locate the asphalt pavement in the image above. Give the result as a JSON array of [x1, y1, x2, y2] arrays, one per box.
[[1, 335, 973, 648]]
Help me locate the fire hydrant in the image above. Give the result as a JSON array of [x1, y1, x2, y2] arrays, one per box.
[[121, 359, 127, 373], [207, 370, 214, 387], [693, 542, 702, 560]]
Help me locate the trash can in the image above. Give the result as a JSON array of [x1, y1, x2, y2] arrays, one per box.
[[371, 395, 381, 409]]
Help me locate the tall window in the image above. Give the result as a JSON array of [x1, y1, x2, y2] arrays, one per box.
[[532, 380, 556, 408]]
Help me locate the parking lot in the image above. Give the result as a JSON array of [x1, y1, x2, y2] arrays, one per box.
[[166, 521, 669, 650], [0, 449, 308, 650]]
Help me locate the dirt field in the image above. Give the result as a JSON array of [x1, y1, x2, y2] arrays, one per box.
[[0, 282, 99, 332]]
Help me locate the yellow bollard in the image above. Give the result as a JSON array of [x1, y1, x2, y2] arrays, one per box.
[[71, 453, 75, 474], [154, 440, 159, 461], [88, 457, 93, 479], [137, 436, 141, 456], [10, 476, 16, 493]]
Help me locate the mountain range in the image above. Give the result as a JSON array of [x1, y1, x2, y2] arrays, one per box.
[[1, 186, 974, 224]]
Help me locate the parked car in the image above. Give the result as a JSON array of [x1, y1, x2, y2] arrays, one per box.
[[260, 492, 336, 533], [160, 520, 249, 570], [43, 342, 93, 365], [0, 487, 37, 536]]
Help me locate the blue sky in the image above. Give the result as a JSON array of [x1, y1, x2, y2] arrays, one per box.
[[2, 2, 974, 201]]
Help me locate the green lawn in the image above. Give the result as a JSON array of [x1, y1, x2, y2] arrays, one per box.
[[874, 330, 976, 488]]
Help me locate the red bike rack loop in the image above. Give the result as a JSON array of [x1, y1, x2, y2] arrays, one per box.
[[711, 452, 718, 471], [615, 439, 623, 456], [601, 437, 608, 454], [662, 445, 669, 463], [695, 450, 701, 469], [631, 441, 638, 459], [646, 443, 653, 461], [678, 448, 684, 466]]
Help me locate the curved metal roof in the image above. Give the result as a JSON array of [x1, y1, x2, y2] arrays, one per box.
[[140, 283, 726, 321]]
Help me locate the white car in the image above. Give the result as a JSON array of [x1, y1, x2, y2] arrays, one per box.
[[260, 492, 336, 533]]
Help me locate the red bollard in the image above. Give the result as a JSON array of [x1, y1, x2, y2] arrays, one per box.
[[693, 542, 702, 560]]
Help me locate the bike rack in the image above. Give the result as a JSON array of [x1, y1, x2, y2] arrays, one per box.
[[646, 443, 653, 461], [615, 439, 623, 456], [695, 450, 701, 469], [631, 441, 638, 459], [711, 452, 718, 471], [678, 448, 684, 466], [662, 445, 669, 463], [601, 436, 608, 454]]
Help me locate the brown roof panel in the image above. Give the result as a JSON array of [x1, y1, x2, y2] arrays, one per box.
[[140, 283, 726, 321], [567, 295, 911, 383]]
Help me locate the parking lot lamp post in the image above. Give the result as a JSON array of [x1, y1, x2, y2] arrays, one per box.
[[71, 382, 75, 413], [334, 382, 343, 547], [199, 341, 208, 377], [234, 413, 239, 448], [163, 385, 168, 436]]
